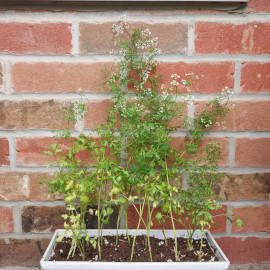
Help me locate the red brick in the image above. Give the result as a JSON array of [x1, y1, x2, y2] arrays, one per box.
[[241, 62, 270, 93], [0, 100, 71, 130], [13, 62, 111, 93], [85, 100, 113, 129], [249, 0, 270, 13], [22, 206, 66, 233], [157, 62, 234, 93], [235, 138, 270, 167], [0, 138, 9, 166], [170, 137, 229, 166], [195, 22, 270, 54], [0, 172, 62, 201], [232, 205, 270, 233], [0, 238, 50, 266], [170, 102, 188, 131], [127, 205, 227, 233], [0, 206, 13, 233], [80, 22, 188, 54], [216, 237, 270, 264], [213, 173, 270, 201], [0, 22, 71, 54], [16, 137, 102, 166], [195, 101, 270, 131]]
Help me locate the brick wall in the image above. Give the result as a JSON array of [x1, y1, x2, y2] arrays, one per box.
[[0, 1, 269, 269]]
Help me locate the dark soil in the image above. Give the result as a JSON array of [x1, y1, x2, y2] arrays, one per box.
[[50, 235, 219, 262]]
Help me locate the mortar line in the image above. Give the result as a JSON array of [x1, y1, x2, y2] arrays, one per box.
[[211, 232, 270, 238], [181, 171, 189, 191], [1, 54, 270, 62], [0, 201, 66, 207], [234, 61, 242, 94], [188, 99, 194, 118], [0, 233, 53, 239], [226, 204, 232, 234], [187, 20, 195, 56], [13, 205, 22, 233], [0, 231, 269, 239], [119, 206, 126, 230], [2, 60, 12, 95], [8, 137, 16, 171], [71, 21, 80, 56], [0, 12, 270, 22], [222, 201, 270, 207], [1, 130, 270, 138], [0, 165, 270, 174], [1, 93, 270, 102], [229, 137, 235, 168], [0, 199, 268, 208]]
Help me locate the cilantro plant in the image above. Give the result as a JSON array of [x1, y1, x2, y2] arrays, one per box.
[[40, 20, 243, 263], [40, 101, 116, 261], [104, 20, 243, 262]]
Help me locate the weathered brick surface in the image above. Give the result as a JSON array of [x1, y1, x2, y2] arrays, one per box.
[[195, 22, 270, 54], [241, 62, 270, 93], [13, 62, 112, 93], [195, 101, 270, 131], [0, 172, 62, 201], [170, 137, 229, 166], [235, 138, 270, 167], [20, 205, 119, 232], [85, 100, 113, 129], [0, 138, 9, 166], [157, 62, 234, 93], [16, 137, 101, 166], [213, 173, 270, 201], [127, 205, 227, 233], [248, 0, 270, 13], [216, 237, 270, 264], [0, 206, 13, 233], [0, 238, 50, 266], [22, 206, 66, 233], [232, 205, 270, 233], [80, 22, 188, 54], [0, 22, 72, 54], [0, 100, 71, 130]]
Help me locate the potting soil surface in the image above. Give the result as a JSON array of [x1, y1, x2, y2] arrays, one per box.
[[50, 235, 219, 262]]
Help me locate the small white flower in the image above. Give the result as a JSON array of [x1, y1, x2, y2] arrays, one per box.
[[171, 80, 179, 86], [181, 79, 187, 86], [171, 74, 180, 79]]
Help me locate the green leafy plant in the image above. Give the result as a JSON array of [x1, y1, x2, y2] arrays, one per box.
[[40, 20, 243, 263]]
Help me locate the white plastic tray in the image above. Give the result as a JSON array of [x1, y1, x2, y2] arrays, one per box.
[[40, 229, 230, 270]]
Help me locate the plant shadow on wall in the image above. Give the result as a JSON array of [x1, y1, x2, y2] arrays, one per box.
[[40, 20, 243, 263]]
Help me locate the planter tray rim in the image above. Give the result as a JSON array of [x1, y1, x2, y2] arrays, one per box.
[[40, 229, 230, 270]]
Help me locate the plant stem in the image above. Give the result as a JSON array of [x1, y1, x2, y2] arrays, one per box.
[[147, 199, 152, 262], [162, 222, 168, 246], [130, 198, 146, 261], [198, 227, 204, 261], [116, 204, 123, 245], [165, 160, 179, 261], [124, 204, 130, 244], [97, 187, 102, 260]]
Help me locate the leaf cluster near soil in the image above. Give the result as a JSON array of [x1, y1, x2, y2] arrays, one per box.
[[50, 236, 219, 262]]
